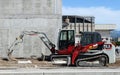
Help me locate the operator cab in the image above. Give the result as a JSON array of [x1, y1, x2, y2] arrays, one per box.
[[58, 30, 75, 50]]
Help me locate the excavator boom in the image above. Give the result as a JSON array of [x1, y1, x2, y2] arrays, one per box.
[[8, 31, 56, 60]]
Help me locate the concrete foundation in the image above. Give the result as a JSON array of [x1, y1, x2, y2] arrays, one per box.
[[0, 0, 62, 58]]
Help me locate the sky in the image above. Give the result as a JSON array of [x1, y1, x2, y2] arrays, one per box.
[[62, 0, 120, 30]]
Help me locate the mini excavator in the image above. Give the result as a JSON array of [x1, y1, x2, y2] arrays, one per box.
[[8, 30, 116, 66]]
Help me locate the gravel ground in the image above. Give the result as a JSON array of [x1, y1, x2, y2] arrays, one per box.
[[0, 56, 120, 69], [0, 58, 56, 69]]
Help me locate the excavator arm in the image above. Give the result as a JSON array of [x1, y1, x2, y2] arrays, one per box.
[[8, 31, 56, 61]]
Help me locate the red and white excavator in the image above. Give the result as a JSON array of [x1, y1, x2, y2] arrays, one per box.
[[8, 30, 116, 66]]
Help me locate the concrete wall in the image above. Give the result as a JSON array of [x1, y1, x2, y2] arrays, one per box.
[[0, 0, 62, 58], [95, 30, 111, 38], [95, 24, 116, 30], [95, 24, 116, 38]]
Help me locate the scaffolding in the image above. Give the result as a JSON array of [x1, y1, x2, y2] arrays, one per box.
[[62, 15, 95, 33]]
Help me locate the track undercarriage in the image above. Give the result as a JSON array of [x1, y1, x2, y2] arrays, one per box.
[[51, 50, 109, 66]]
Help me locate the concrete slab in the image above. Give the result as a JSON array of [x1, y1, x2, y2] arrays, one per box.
[[0, 68, 120, 75]]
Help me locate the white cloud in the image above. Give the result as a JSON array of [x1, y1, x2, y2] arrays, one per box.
[[62, 6, 120, 30]]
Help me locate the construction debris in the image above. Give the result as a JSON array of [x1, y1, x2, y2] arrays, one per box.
[[18, 60, 32, 64]]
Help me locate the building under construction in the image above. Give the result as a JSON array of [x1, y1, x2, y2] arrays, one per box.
[[62, 15, 95, 34], [62, 15, 116, 38]]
